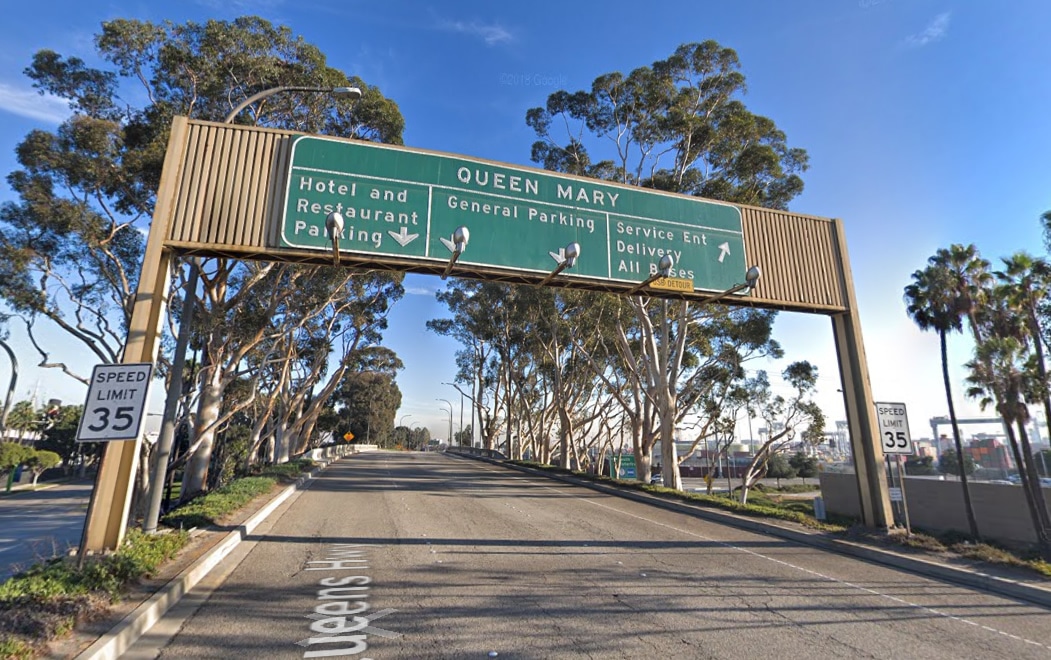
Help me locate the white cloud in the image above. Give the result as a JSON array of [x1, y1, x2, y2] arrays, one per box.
[[193, 0, 286, 12], [0, 83, 69, 123], [437, 19, 513, 46], [905, 12, 951, 48], [405, 286, 437, 296]]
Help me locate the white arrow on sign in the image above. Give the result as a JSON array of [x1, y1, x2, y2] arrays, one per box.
[[439, 235, 457, 252], [387, 227, 419, 247], [549, 248, 566, 264], [718, 242, 731, 263]]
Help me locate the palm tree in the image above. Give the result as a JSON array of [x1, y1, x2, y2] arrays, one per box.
[[904, 263, 981, 540], [931, 243, 993, 345], [966, 334, 1051, 557], [976, 283, 1051, 533], [996, 253, 1051, 438]]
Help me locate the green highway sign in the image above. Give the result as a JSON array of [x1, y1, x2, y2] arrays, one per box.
[[282, 136, 746, 293]]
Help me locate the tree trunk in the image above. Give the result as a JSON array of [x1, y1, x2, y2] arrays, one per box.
[[1016, 418, 1051, 530], [940, 330, 981, 540], [658, 391, 682, 491], [1004, 422, 1051, 557], [274, 418, 291, 463], [181, 362, 223, 498]]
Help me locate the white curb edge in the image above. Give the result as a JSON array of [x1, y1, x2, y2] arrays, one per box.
[[74, 465, 323, 660]]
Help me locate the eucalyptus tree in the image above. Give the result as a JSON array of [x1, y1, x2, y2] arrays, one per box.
[[737, 362, 824, 505], [533, 288, 622, 469], [526, 41, 807, 488], [904, 261, 981, 540], [178, 262, 402, 495], [2, 17, 403, 381], [428, 280, 508, 449], [4, 17, 406, 501], [324, 353, 403, 448], [202, 266, 404, 477]]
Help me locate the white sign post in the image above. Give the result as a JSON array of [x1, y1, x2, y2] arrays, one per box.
[[874, 401, 913, 534], [76, 363, 154, 442], [875, 402, 914, 455]]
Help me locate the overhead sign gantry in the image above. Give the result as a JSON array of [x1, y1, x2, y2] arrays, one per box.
[[81, 116, 895, 552]]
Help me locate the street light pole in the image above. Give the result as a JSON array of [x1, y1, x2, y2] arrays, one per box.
[[442, 383, 465, 444], [0, 340, 17, 440], [437, 399, 454, 445], [142, 84, 362, 534]]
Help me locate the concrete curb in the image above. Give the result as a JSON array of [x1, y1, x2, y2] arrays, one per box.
[[74, 463, 327, 660], [452, 453, 1051, 610]]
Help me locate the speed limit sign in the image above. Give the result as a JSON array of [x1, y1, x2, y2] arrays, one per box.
[[874, 402, 914, 455], [76, 363, 154, 442]]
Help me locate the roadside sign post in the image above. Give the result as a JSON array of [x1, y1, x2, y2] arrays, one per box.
[[76, 362, 153, 565], [76, 364, 154, 443], [875, 402, 914, 534]]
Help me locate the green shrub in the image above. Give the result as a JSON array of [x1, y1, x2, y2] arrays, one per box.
[[0, 528, 190, 655], [0, 634, 35, 659], [258, 458, 315, 480], [162, 476, 276, 529], [0, 529, 189, 602]]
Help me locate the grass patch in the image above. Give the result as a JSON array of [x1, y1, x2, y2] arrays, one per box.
[[774, 483, 821, 493], [258, 458, 315, 480], [161, 476, 276, 530], [0, 636, 34, 659], [161, 460, 314, 530], [0, 528, 189, 656], [507, 461, 846, 533]]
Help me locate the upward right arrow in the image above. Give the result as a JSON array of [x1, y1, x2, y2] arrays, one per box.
[[718, 242, 730, 263]]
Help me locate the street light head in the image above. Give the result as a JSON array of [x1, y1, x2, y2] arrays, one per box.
[[564, 242, 580, 268], [326, 212, 344, 265], [332, 86, 363, 101], [658, 254, 675, 277], [745, 265, 761, 289], [325, 211, 344, 237], [453, 226, 470, 253]]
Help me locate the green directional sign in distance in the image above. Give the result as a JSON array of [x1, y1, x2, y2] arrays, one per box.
[[282, 136, 746, 294]]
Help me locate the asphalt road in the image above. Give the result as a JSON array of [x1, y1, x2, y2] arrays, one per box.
[[130, 451, 1051, 659], [0, 480, 91, 580]]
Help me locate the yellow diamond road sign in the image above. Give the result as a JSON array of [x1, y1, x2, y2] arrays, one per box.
[[650, 277, 693, 292], [343, 432, 355, 442]]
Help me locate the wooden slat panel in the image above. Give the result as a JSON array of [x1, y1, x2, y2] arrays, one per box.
[[740, 205, 847, 311]]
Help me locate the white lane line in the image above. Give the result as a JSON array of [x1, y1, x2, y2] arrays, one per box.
[[536, 482, 1051, 651]]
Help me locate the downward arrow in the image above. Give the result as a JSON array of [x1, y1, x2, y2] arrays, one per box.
[[718, 242, 730, 263], [549, 248, 565, 264], [388, 227, 419, 247], [440, 236, 457, 253]]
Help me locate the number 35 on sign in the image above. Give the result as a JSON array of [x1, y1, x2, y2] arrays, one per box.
[[76, 363, 154, 442], [874, 402, 914, 455]]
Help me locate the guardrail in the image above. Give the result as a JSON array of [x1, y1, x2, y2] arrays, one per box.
[[445, 446, 507, 460], [304, 444, 379, 462]]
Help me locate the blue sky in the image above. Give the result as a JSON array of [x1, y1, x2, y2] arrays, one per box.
[[0, 0, 1049, 444]]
